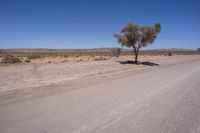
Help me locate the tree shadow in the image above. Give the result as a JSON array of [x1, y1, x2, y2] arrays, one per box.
[[141, 61, 159, 66], [117, 60, 159, 66]]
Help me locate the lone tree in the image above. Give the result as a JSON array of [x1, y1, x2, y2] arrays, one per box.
[[114, 23, 161, 63]]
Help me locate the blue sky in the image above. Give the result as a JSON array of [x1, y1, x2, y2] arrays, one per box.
[[0, 0, 200, 49]]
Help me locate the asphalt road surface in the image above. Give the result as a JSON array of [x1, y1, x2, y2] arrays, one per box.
[[0, 58, 200, 133]]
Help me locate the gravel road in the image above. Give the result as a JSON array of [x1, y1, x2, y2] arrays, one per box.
[[0, 56, 200, 133]]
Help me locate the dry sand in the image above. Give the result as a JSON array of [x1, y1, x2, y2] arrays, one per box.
[[0, 55, 200, 133], [0, 55, 199, 105]]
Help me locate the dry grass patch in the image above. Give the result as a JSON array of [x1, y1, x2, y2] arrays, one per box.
[[1, 54, 22, 64]]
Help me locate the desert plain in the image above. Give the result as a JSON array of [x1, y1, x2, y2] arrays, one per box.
[[0, 53, 200, 133]]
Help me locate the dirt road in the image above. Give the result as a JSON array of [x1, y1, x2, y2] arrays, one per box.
[[0, 56, 200, 133]]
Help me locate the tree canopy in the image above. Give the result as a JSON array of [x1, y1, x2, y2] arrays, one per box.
[[114, 22, 161, 63]]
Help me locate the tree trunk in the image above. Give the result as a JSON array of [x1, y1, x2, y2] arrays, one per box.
[[133, 46, 140, 64], [133, 46, 138, 64], [135, 52, 138, 63], [136, 46, 140, 64]]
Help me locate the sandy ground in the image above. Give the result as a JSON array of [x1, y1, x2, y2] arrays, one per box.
[[0, 55, 200, 105], [0, 55, 200, 133]]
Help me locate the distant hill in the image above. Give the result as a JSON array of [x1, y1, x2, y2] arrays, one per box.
[[0, 48, 116, 53], [0, 48, 195, 53], [142, 48, 195, 52]]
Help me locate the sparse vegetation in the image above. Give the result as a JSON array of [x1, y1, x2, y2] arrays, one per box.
[[111, 48, 121, 57], [1, 54, 22, 64], [94, 56, 108, 61], [63, 54, 69, 58], [0, 49, 198, 61], [197, 48, 200, 52], [24, 59, 31, 63], [114, 22, 161, 63], [167, 52, 173, 56], [27, 53, 41, 59]]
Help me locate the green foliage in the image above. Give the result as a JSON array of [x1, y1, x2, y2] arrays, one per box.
[[114, 22, 161, 62], [114, 23, 161, 48], [154, 23, 161, 33], [27, 53, 41, 59], [1, 54, 22, 64], [114, 23, 140, 48], [111, 48, 121, 57]]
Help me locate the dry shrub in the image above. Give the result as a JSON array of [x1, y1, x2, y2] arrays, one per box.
[[24, 59, 31, 63], [94, 56, 108, 61], [164, 52, 172, 56], [27, 53, 42, 59], [111, 48, 121, 57], [90, 55, 95, 58], [1, 54, 22, 64], [168, 52, 172, 56], [64, 55, 69, 58]]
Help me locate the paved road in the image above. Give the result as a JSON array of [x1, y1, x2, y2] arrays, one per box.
[[0, 58, 200, 133]]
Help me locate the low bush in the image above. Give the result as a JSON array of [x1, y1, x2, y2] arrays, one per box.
[[165, 52, 172, 56], [111, 48, 121, 57], [94, 56, 108, 61], [1, 54, 22, 64], [24, 59, 31, 63], [197, 48, 200, 52], [168, 52, 172, 56], [27, 53, 41, 59]]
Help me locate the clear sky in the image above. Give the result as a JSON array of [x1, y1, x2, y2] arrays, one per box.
[[0, 0, 200, 49]]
